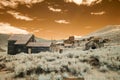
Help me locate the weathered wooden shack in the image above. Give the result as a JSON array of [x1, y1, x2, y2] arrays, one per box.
[[8, 34, 35, 55], [8, 34, 50, 55]]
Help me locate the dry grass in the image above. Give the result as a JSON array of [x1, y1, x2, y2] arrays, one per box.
[[0, 44, 120, 80]]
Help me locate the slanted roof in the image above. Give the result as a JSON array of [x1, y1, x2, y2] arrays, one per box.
[[27, 42, 51, 47], [8, 34, 33, 45]]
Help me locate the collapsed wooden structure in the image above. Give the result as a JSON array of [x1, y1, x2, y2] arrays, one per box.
[[84, 36, 110, 50], [64, 36, 80, 48], [8, 34, 50, 55]]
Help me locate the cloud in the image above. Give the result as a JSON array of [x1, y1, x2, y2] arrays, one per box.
[[64, 0, 102, 6], [48, 6, 62, 12], [55, 20, 70, 24], [0, 0, 18, 9], [65, 0, 82, 5], [0, 0, 103, 9], [0, 0, 104, 9], [94, 0, 102, 4], [91, 11, 105, 15], [0, 22, 29, 34], [7, 10, 33, 21], [74, 35, 82, 38], [0, 0, 44, 9], [33, 28, 43, 33]]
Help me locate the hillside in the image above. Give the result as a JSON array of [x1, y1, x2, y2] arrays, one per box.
[[0, 34, 9, 47], [86, 25, 120, 43], [35, 37, 50, 42]]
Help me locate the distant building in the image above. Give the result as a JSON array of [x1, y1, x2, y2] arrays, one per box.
[[8, 34, 50, 55], [64, 36, 80, 47]]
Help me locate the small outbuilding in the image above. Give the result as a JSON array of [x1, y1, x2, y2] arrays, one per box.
[[27, 42, 51, 53]]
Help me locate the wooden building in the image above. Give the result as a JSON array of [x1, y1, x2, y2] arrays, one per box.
[[64, 36, 80, 48], [8, 34, 50, 55], [27, 42, 50, 53]]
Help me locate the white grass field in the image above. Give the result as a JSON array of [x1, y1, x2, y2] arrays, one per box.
[[0, 44, 120, 80]]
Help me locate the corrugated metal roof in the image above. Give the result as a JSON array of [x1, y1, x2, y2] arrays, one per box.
[[8, 34, 33, 45], [27, 42, 51, 47]]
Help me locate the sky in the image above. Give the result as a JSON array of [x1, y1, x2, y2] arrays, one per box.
[[0, 0, 120, 40]]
